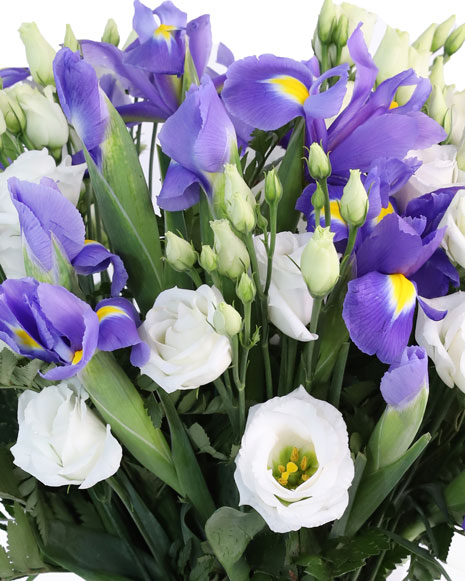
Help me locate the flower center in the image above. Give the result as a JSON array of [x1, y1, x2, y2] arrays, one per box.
[[271, 445, 318, 489]]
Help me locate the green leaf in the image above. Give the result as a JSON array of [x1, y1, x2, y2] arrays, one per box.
[[85, 99, 164, 314], [0, 546, 14, 577], [7, 503, 44, 572], [188, 423, 227, 460], [80, 351, 180, 493], [297, 556, 331, 580], [344, 434, 431, 536], [276, 118, 305, 232], [0, 349, 19, 385], [205, 507, 265, 581], [158, 390, 215, 524], [326, 529, 390, 576], [0, 447, 23, 503]]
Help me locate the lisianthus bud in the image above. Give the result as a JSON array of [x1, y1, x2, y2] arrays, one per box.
[[236, 272, 256, 304], [64, 24, 79, 52], [311, 182, 326, 213], [264, 168, 283, 205], [339, 169, 369, 227], [102, 18, 120, 46], [199, 245, 218, 273], [367, 346, 428, 472], [412, 23, 436, 51], [374, 27, 410, 85], [332, 14, 349, 48], [317, 0, 336, 44], [211, 219, 250, 279], [165, 231, 197, 272], [301, 226, 339, 298], [429, 57, 445, 90], [428, 85, 448, 125], [214, 302, 242, 337], [13, 84, 69, 150], [445, 23, 465, 57], [0, 90, 26, 134], [431, 15, 456, 52], [224, 164, 256, 234], [307, 143, 331, 181], [18, 22, 55, 87]]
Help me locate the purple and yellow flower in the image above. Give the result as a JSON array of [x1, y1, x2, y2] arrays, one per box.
[[343, 213, 446, 363], [157, 76, 237, 210]]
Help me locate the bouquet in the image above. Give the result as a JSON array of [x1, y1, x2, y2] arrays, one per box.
[[1, 1, 465, 579]]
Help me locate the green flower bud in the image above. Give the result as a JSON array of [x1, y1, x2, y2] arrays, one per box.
[[165, 231, 197, 272], [311, 182, 326, 212], [213, 302, 242, 337], [445, 23, 465, 57], [428, 84, 448, 125], [264, 168, 283, 205], [256, 211, 268, 233], [412, 23, 436, 52], [0, 110, 6, 137], [224, 164, 256, 234], [317, 0, 336, 44], [199, 245, 218, 273], [332, 14, 349, 48], [236, 272, 256, 304], [0, 90, 26, 134], [374, 27, 410, 85], [339, 169, 369, 227], [307, 143, 331, 181], [431, 15, 456, 52], [300, 226, 339, 298], [102, 18, 120, 47], [64, 24, 79, 51], [19, 22, 56, 87], [211, 219, 250, 279], [429, 57, 445, 90]]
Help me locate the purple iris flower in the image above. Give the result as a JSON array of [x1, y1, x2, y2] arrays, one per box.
[[8, 177, 127, 296], [0, 67, 29, 88], [80, 1, 213, 123], [0, 278, 99, 380], [157, 76, 237, 210], [380, 346, 428, 408], [53, 48, 109, 162], [343, 213, 446, 364]]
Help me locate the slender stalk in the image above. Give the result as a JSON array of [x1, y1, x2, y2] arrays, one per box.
[[264, 204, 278, 296], [339, 224, 359, 280], [304, 297, 323, 390], [314, 206, 321, 229], [213, 377, 236, 431], [148, 122, 158, 197], [0, 263, 5, 284], [321, 178, 331, 228], [187, 268, 203, 288], [135, 123, 142, 155]]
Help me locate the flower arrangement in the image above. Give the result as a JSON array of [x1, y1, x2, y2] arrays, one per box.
[[1, 1, 465, 579]]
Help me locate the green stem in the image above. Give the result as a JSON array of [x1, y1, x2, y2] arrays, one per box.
[[135, 123, 142, 155], [0, 263, 5, 283], [328, 342, 349, 407], [213, 378, 237, 431], [320, 178, 331, 228], [187, 268, 203, 288], [339, 224, 359, 280], [85, 181, 94, 240], [304, 297, 323, 390], [264, 204, 278, 296], [314, 206, 321, 228], [148, 122, 158, 197], [320, 43, 329, 74]]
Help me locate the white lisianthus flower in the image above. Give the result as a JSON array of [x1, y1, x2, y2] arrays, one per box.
[[137, 285, 232, 392], [254, 232, 316, 342], [394, 145, 460, 213], [11, 383, 122, 489], [234, 386, 354, 533], [445, 87, 465, 148], [0, 149, 86, 279], [416, 292, 465, 392], [438, 189, 465, 267]]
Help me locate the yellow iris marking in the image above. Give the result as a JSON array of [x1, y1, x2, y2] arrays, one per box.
[[14, 329, 42, 350], [154, 23, 176, 41], [376, 202, 394, 224], [96, 306, 125, 322], [268, 76, 309, 105], [389, 273, 416, 316], [84, 239, 97, 245], [72, 350, 83, 365], [330, 200, 346, 224], [389, 100, 399, 109]]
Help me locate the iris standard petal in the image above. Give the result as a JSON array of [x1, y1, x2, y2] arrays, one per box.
[[153, 0, 187, 28], [157, 161, 204, 211], [132, 0, 157, 43], [187, 15, 212, 79], [304, 63, 349, 121], [343, 271, 417, 364], [0, 67, 29, 88], [409, 249, 459, 299], [380, 346, 428, 408], [124, 32, 185, 75]]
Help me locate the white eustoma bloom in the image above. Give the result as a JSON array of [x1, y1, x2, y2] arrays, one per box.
[[394, 145, 460, 213], [234, 386, 354, 533], [137, 285, 232, 392], [0, 149, 86, 279], [11, 383, 122, 489], [438, 189, 465, 267], [445, 87, 465, 148], [254, 232, 316, 342], [416, 292, 465, 392]]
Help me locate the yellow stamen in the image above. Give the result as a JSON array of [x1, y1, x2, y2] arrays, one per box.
[[14, 329, 42, 350], [72, 350, 83, 365], [375, 202, 394, 224], [300, 456, 308, 471], [388, 273, 416, 316], [290, 447, 299, 463], [286, 462, 298, 474], [278, 465, 286, 474], [268, 76, 309, 105], [278, 476, 288, 486], [301, 474, 310, 482], [154, 23, 176, 41], [389, 100, 399, 109], [96, 305, 125, 322]]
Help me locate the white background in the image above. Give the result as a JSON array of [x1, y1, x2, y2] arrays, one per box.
[[1, 1, 465, 579]]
